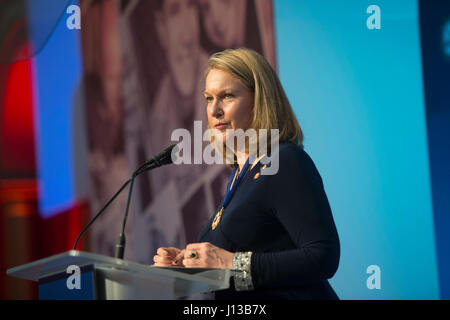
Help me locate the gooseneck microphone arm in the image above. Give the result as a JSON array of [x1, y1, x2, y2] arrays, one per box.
[[72, 178, 130, 251], [73, 144, 177, 255], [114, 159, 162, 259]]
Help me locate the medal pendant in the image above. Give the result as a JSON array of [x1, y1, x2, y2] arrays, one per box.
[[211, 207, 224, 230]]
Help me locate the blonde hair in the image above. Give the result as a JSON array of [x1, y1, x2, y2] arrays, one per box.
[[205, 48, 304, 166]]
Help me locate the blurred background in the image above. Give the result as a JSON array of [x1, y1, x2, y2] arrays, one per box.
[[0, 0, 448, 300]]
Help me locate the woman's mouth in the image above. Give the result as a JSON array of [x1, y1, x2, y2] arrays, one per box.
[[214, 122, 229, 130]]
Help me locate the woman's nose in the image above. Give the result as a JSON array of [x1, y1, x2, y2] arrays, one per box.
[[210, 100, 224, 118]]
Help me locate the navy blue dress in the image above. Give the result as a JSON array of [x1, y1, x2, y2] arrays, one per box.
[[198, 142, 340, 300]]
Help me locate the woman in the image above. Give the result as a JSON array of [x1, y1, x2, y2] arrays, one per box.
[[153, 48, 340, 300]]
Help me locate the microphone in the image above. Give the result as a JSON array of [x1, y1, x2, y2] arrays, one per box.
[[114, 144, 178, 259], [134, 143, 177, 174], [73, 144, 178, 255]]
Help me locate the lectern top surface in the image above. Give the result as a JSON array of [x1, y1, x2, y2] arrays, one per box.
[[6, 250, 235, 284]]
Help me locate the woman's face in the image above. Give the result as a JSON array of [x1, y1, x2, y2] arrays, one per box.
[[204, 68, 253, 143]]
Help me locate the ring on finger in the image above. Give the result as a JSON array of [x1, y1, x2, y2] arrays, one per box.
[[189, 250, 198, 259]]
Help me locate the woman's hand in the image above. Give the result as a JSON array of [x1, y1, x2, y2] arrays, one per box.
[[182, 242, 234, 269], [153, 247, 185, 267]]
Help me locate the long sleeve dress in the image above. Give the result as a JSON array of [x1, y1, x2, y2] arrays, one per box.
[[197, 141, 341, 300]]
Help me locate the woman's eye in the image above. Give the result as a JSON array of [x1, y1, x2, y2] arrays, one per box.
[[205, 96, 213, 102], [224, 93, 234, 99]]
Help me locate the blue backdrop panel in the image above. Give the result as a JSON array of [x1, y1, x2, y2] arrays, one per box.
[[418, 0, 450, 300], [274, 0, 439, 299], [28, 0, 82, 217]]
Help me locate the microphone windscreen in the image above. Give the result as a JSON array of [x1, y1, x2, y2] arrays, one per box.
[[159, 143, 178, 165]]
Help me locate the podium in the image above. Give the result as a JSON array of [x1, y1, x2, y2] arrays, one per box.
[[6, 250, 235, 300]]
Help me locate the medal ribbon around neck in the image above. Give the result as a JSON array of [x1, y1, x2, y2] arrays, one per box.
[[211, 158, 251, 230]]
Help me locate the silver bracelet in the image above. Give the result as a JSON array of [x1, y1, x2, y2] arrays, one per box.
[[232, 251, 254, 291]]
